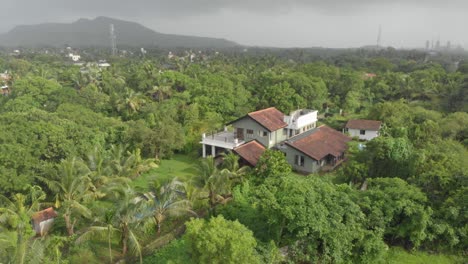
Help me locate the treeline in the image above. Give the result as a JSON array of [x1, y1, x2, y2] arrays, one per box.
[[0, 51, 466, 263]]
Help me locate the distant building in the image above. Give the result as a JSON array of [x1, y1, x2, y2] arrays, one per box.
[[363, 73, 377, 79], [344, 119, 382, 141], [0, 71, 11, 82], [0, 71, 11, 96], [31, 207, 58, 236], [98, 61, 111, 68], [1, 85, 10, 96], [68, 53, 81, 62], [168, 51, 175, 59]]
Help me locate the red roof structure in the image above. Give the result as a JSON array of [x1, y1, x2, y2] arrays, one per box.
[[247, 107, 288, 132], [345, 120, 382, 131], [286, 125, 351, 160], [363, 73, 377, 79], [32, 207, 58, 223], [233, 140, 266, 166], [32, 207, 58, 236]]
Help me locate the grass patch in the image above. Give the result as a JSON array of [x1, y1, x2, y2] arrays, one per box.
[[384, 247, 465, 264], [132, 154, 199, 191]]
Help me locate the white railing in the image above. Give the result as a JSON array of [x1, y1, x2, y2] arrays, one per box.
[[201, 131, 245, 150]]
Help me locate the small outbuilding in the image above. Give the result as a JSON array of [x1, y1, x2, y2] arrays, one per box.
[[31, 207, 58, 236], [344, 119, 382, 141]]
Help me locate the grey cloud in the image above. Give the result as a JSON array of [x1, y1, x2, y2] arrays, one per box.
[[1, 0, 467, 48], [6, 0, 468, 20]]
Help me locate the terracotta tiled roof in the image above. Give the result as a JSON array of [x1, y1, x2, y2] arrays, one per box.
[[363, 73, 377, 79], [32, 207, 57, 223], [345, 120, 382, 131], [247, 107, 287, 132], [286, 125, 351, 160], [233, 140, 266, 166]]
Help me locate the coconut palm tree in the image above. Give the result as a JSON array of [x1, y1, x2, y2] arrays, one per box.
[[115, 88, 147, 116], [139, 178, 196, 235], [107, 145, 159, 179], [194, 156, 233, 215], [36, 158, 93, 236], [76, 210, 118, 264], [85, 146, 131, 198], [77, 187, 145, 263], [149, 85, 172, 102], [0, 185, 46, 264], [221, 152, 250, 184]]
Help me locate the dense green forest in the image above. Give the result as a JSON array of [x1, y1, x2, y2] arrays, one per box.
[[0, 48, 466, 263]]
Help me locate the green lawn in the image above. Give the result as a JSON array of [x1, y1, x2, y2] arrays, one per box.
[[383, 247, 465, 264], [131, 154, 199, 191]]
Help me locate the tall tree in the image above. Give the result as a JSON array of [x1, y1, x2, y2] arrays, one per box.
[[37, 158, 93, 236], [185, 215, 260, 264], [0, 185, 46, 264], [139, 178, 196, 235], [77, 187, 145, 263], [195, 156, 233, 215]]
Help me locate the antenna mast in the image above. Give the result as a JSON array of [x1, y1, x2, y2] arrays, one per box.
[[110, 24, 117, 56], [377, 25, 382, 47]]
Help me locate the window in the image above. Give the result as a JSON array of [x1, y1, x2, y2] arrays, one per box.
[[263, 131, 268, 137], [283, 128, 288, 136], [294, 155, 305, 166], [360, 130, 366, 135], [246, 129, 254, 138]]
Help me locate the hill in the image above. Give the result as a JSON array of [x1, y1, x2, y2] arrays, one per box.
[[0, 16, 238, 49]]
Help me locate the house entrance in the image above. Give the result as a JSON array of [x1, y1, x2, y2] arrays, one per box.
[[237, 128, 244, 140]]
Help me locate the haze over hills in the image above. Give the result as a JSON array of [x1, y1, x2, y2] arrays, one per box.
[[0, 16, 238, 49]]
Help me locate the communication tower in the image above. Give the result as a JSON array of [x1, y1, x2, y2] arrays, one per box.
[[377, 25, 382, 47], [110, 24, 117, 56]]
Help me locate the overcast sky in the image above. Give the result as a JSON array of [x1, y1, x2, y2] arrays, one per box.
[[2, 0, 468, 48]]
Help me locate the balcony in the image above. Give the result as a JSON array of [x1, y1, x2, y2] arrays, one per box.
[[200, 131, 245, 150]]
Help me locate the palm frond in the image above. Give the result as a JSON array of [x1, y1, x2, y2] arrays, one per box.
[[25, 239, 46, 264], [70, 201, 92, 219], [127, 230, 143, 264], [75, 226, 120, 244]]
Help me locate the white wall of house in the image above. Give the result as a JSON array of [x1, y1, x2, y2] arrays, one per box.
[[231, 117, 288, 148], [279, 145, 320, 174], [348, 128, 379, 141], [284, 110, 318, 130]]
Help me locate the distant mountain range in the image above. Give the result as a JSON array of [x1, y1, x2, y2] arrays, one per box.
[[0, 16, 238, 49]]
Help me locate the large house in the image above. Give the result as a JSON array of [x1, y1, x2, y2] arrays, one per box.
[[201, 107, 351, 173], [344, 119, 382, 141]]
